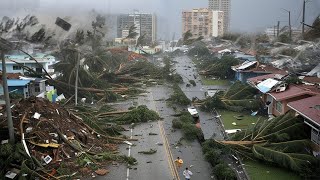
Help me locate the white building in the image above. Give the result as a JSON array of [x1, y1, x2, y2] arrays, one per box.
[[117, 11, 157, 43], [212, 11, 224, 37], [209, 0, 231, 33]]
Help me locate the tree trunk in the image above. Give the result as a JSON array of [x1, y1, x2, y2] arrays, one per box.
[[1, 51, 14, 143]]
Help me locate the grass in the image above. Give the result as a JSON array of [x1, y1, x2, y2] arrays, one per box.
[[244, 160, 301, 180], [200, 76, 230, 86], [218, 110, 265, 130]]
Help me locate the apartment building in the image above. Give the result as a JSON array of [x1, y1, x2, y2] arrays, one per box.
[[182, 8, 224, 39], [212, 11, 224, 37], [209, 0, 231, 32], [117, 11, 157, 43]]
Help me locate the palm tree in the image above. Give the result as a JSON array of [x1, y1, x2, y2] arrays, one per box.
[[183, 30, 193, 45], [218, 113, 318, 176]]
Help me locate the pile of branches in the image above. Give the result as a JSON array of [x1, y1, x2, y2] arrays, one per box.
[[219, 113, 320, 178], [201, 82, 261, 112], [172, 112, 204, 142], [0, 97, 134, 179], [198, 56, 239, 79], [168, 84, 191, 106], [202, 140, 236, 180]]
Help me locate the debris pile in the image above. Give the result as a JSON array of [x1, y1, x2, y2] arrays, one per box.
[[0, 97, 134, 179]]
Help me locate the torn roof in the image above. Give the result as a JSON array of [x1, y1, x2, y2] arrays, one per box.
[[233, 61, 286, 74], [300, 76, 320, 84], [268, 85, 319, 101], [257, 78, 280, 93], [288, 96, 320, 126], [235, 61, 257, 71], [247, 73, 288, 85]]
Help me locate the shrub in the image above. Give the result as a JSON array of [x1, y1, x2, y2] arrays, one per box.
[[189, 80, 196, 86], [172, 119, 183, 129], [213, 163, 237, 180], [168, 84, 191, 106]]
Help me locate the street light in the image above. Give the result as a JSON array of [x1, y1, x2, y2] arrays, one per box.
[[0, 38, 15, 143], [281, 8, 292, 41]]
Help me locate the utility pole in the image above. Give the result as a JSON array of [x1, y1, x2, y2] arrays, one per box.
[[302, 0, 306, 38], [1, 51, 14, 143], [277, 21, 280, 37], [282, 8, 292, 41], [289, 10, 292, 41], [274, 26, 276, 37], [75, 51, 80, 106]]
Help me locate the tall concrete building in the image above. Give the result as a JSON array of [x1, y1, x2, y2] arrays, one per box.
[[182, 8, 224, 39], [208, 0, 231, 32], [212, 11, 224, 37], [117, 11, 157, 43]]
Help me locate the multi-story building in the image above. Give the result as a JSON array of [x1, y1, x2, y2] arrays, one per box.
[[182, 8, 224, 39], [117, 11, 157, 44], [212, 11, 224, 37], [209, 0, 231, 33]]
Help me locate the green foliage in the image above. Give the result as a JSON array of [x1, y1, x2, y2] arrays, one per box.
[[188, 42, 210, 57], [189, 80, 196, 86], [182, 124, 203, 141], [285, 76, 302, 85], [168, 84, 191, 106], [213, 163, 237, 180], [201, 82, 260, 112], [280, 48, 298, 57], [205, 56, 239, 79], [172, 118, 183, 129], [172, 112, 204, 141], [115, 105, 159, 124], [278, 32, 291, 43], [220, 114, 319, 177], [304, 16, 320, 41], [126, 25, 139, 39]]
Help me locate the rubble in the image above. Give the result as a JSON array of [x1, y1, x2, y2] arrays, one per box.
[[0, 97, 135, 179]]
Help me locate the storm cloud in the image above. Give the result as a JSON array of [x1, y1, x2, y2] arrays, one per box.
[[0, 0, 319, 40]]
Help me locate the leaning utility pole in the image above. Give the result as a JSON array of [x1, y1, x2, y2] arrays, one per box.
[[0, 39, 15, 143], [302, 0, 306, 38], [277, 21, 280, 37], [75, 51, 80, 106], [289, 10, 292, 41]]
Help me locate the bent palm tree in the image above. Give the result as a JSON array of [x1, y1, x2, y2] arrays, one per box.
[[218, 113, 318, 176]]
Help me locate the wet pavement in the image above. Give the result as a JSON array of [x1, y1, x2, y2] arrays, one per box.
[[97, 55, 232, 180]]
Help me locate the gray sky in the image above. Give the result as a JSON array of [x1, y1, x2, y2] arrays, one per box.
[[1, 0, 319, 40]]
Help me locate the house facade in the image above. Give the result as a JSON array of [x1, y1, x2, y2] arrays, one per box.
[[232, 61, 286, 83], [288, 96, 320, 153], [0, 54, 56, 75]]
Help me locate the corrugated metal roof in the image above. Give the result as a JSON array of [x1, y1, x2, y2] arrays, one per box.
[[7, 80, 30, 86]]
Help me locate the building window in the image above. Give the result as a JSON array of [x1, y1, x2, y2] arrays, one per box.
[[275, 101, 282, 113], [13, 65, 22, 70], [35, 84, 40, 93]]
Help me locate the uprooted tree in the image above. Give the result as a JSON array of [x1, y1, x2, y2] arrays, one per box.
[[200, 81, 261, 112], [216, 113, 320, 178]]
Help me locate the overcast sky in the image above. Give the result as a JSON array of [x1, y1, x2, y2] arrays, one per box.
[[1, 0, 319, 40]]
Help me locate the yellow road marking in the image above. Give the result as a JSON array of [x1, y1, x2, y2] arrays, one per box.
[[159, 121, 180, 180], [149, 89, 180, 180]]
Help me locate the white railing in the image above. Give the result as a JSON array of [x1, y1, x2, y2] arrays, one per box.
[[311, 130, 320, 145]]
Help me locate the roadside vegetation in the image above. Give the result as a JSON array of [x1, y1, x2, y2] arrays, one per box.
[[172, 112, 204, 142], [200, 81, 261, 113], [168, 84, 191, 106], [219, 113, 320, 179], [202, 140, 237, 180]]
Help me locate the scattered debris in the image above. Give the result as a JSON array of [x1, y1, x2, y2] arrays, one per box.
[[138, 149, 157, 154]]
